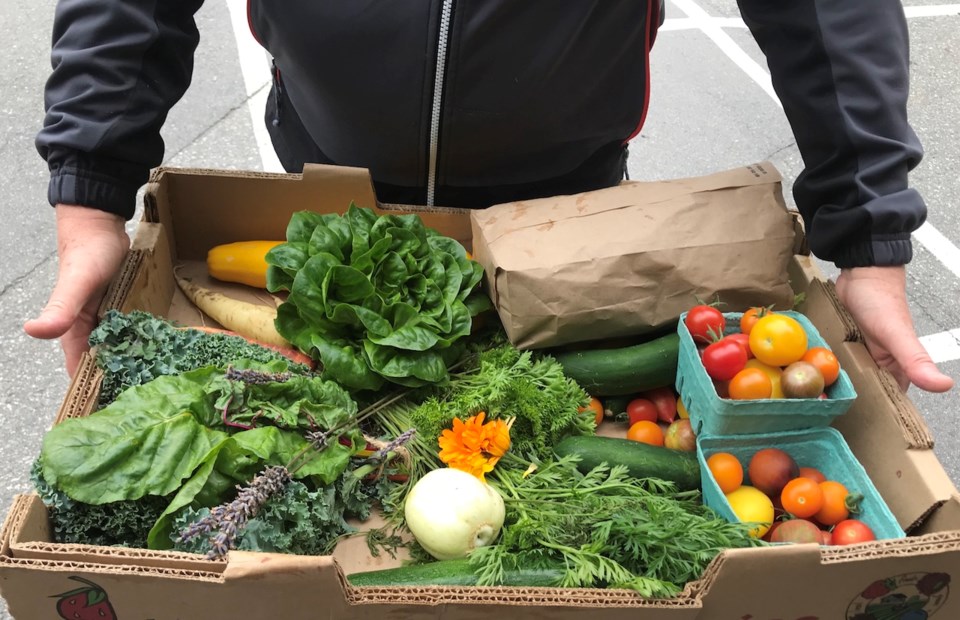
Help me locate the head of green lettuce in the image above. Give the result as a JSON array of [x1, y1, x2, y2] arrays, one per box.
[[266, 205, 491, 392]]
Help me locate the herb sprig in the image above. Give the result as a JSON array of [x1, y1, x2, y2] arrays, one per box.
[[469, 455, 762, 597]]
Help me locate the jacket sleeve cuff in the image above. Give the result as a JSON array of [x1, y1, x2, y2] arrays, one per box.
[[805, 188, 923, 269], [47, 165, 144, 221], [830, 235, 914, 268]]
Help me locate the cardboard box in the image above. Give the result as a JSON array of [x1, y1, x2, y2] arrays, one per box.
[[3, 165, 960, 620]]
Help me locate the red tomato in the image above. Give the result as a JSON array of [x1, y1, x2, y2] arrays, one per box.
[[831, 519, 876, 545], [819, 529, 833, 545], [702, 337, 748, 381], [749, 314, 808, 367], [726, 332, 754, 359], [640, 386, 678, 423], [685, 305, 726, 344], [798, 467, 827, 484], [626, 398, 659, 426]]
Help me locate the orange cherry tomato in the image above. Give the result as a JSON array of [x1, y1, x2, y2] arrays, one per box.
[[815, 480, 852, 526], [626, 420, 664, 446], [580, 397, 605, 426], [802, 346, 841, 386], [780, 477, 825, 519], [728, 367, 773, 400], [739, 307, 771, 335], [744, 359, 785, 399], [707, 452, 744, 494], [749, 314, 808, 367]]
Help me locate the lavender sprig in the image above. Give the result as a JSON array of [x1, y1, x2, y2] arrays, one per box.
[[177, 465, 291, 560], [225, 366, 292, 384], [366, 428, 416, 465]]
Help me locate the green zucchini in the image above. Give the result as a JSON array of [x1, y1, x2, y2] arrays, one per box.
[[554, 435, 701, 491], [551, 333, 680, 396], [347, 559, 563, 587]]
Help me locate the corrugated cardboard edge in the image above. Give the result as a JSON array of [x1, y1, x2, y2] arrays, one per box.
[[53, 352, 102, 424], [347, 586, 700, 608], [143, 167, 308, 224], [8, 495, 223, 573], [819, 528, 960, 563]]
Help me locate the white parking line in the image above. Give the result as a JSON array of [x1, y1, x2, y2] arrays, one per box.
[[661, 4, 960, 31], [921, 330, 960, 364], [225, 0, 283, 173], [904, 5, 960, 17], [667, 0, 779, 103], [667, 0, 960, 358]]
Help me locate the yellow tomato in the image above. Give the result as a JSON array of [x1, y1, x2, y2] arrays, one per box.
[[749, 314, 808, 367], [676, 396, 689, 419], [725, 485, 775, 538], [744, 359, 785, 399]]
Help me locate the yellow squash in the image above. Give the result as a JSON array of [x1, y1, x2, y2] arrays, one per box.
[[206, 240, 283, 289]]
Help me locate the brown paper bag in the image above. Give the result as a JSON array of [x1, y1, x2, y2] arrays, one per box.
[[470, 162, 797, 349]]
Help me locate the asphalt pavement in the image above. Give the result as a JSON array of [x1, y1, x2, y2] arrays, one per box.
[[1, 1, 958, 618]]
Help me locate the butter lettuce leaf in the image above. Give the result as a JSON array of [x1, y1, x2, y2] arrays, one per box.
[[266, 204, 487, 392]]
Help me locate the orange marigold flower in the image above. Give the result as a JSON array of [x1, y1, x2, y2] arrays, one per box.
[[438, 411, 512, 480]]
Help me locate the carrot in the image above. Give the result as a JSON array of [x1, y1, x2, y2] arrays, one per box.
[[177, 324, 316, 369], [175, 273, 291, 350]]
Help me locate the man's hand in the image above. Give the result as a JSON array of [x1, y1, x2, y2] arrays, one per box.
[[835, 266, 954, 393], [24, 204, 130, 377]]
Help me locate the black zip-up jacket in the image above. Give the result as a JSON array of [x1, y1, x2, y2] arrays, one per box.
[[37, 0, 925, 268]]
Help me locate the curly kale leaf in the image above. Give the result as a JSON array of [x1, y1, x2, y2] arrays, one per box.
[[171, 470, 393, 557], [31, 458, 170, 548], [266, 205, 487, 392], [90, 310, 311, 407]]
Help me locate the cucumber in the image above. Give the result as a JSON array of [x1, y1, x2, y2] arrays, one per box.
[[551, 333, 680, 397], [347, 559, 563, 587], [554, 435, 701, 491], [602, 394, 637, 420]]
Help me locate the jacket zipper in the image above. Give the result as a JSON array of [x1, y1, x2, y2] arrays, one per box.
[[426, 0, 455, 206]]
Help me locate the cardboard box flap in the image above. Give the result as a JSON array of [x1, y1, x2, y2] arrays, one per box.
[[143, 164, 379, 261], [797, 277, 861, 345], [54, 353, 101, 424]]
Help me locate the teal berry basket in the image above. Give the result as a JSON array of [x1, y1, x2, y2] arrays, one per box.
[[676, 310, 857, 437], [698, 428, 905, 541]]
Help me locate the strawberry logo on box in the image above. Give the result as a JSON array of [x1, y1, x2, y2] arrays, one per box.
[[51, 576, 117, 620], [846, 571, 951, 619]]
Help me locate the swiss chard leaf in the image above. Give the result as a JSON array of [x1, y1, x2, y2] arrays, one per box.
[[146, 425, 358, 549], [41, 407, 228, 506], [42, 364, 360, 506]]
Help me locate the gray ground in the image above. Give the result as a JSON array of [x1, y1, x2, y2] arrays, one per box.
[[1, 1, 958, 617]]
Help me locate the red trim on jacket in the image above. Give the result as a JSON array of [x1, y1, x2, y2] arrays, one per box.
[[623, 0, 657, 144], [247, 0, 264, 46]]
